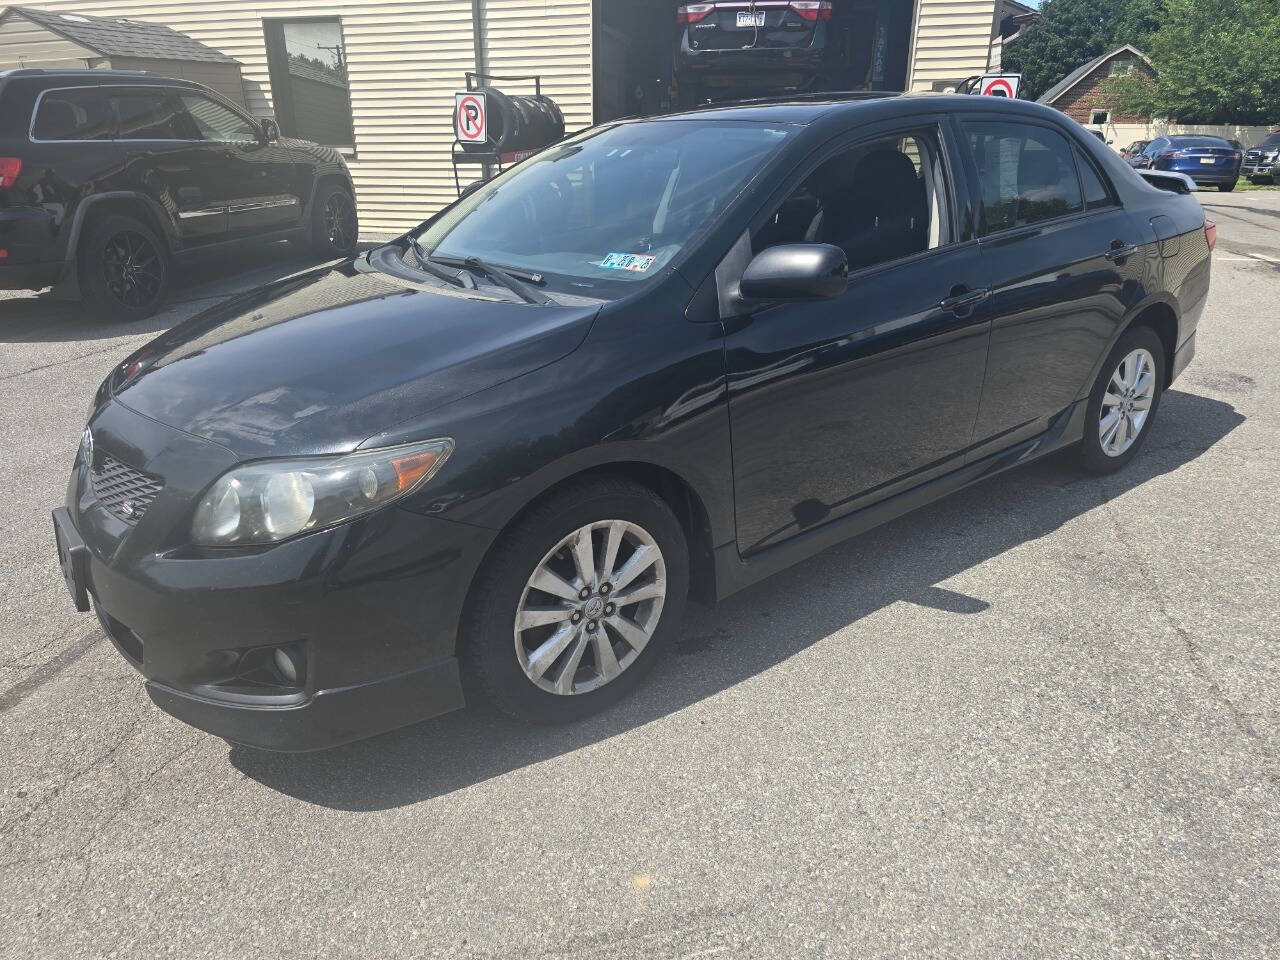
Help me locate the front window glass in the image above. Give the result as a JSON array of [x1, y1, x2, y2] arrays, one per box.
[[114, 91, 196, 141], [415, 120, 794, 296], [177, 94, 257, 142]]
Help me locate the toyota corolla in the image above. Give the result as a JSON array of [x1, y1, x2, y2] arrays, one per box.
[[53, 94, 1212, 750]]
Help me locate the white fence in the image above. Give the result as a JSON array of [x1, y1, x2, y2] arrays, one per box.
[[1093, 121, 1279, 151]]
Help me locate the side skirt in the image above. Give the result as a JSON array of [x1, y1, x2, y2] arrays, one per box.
[[712, 399, 1087, 600]]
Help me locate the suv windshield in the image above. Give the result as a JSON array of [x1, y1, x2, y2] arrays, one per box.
[[415, 120, 794, 296], [1253, 133, 1280, 150]]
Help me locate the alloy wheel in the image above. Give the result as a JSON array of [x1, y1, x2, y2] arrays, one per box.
[[514, 519, 666, 696], [323, 192, 357, 251], [1099, 347, 1156, 457], [102, 231, 162, 309]]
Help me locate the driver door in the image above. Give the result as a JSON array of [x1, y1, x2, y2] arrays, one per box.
[[723, 121, 992, 555]]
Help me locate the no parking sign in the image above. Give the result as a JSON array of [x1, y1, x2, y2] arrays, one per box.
[[977, 74, 1021, 98], [455, 92, 488, 143]]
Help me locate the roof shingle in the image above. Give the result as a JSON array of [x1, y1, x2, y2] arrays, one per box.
[[7, 6, 236, 63]]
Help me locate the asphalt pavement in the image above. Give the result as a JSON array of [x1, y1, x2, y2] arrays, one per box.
[[1, 202, 1277, 959]]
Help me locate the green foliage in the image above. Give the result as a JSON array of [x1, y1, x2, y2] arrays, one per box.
[[1002, 0, 1163, 100], [1105, 0, 1280, 123]]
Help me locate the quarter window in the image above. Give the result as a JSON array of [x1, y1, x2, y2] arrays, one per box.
[[961, 121, 1083, 233], [754, 129, 951, 273], [31, 89, 113, 141], [1075, 148, 1114, 210]]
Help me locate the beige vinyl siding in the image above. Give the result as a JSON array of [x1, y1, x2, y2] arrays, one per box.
[[907, 0, 997, 92], [0, 13, 96, 67], [107, 56, 247, 106], [20, 0, 594, 236]]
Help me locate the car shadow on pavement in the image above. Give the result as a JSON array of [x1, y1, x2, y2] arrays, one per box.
[[0, 241, 364, 345], [229, 388, 1245, 810]]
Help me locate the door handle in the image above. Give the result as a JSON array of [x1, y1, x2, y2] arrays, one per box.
[[1105, 241, 1138, 262], [939, 287, 990, 313]]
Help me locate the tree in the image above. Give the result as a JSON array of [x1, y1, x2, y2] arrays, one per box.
[[1105, 0, 1280, 123], [1002, 0, 1163, 100]]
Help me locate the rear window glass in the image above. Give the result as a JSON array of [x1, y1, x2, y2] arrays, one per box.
[[32, 88, 113, 141], [960, 121, 1083, 233], [1168, 137, 1231, 149]]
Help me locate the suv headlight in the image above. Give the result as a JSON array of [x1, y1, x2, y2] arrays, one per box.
[[191, 439, 453, 546]]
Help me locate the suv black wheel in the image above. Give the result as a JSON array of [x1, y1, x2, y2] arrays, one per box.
[[460, 478, 690, 723], [311, 183, 359, 257], [80, 215, 169, 322], [1077, 324, 1165, 475]]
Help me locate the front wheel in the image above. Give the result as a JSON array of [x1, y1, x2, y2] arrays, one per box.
[[1219, 179, 1237, 192], [310, 183, 359, 257], [1077, 324, 1165, 475], [460, 478, 689, 723]]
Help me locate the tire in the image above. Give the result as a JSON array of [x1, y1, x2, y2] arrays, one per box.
[[460, 477, 690, 723], [1219, 179, 1237, 192], [1077, 324, 1165, 475], [310, 182, 359, 257], [78, 215, 170, 323]]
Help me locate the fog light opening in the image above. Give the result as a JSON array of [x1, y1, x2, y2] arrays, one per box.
[[272, 645, 305, 687]]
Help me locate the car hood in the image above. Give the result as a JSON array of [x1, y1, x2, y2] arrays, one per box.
[[110, 257, 599, 458]]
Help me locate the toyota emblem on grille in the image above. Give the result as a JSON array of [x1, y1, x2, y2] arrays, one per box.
[[81, 428, 94, 468], [120, 500, 136, 517]]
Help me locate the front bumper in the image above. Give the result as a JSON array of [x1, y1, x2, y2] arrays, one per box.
[[58, 400, 493, 750]]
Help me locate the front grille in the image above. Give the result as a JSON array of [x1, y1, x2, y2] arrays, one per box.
[[1244, 150, 1262, 162], [91, 453, 163, 523]]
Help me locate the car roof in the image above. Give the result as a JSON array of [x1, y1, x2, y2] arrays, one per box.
[[0, 67, 201, 88], [633, 91, 1080, 127]]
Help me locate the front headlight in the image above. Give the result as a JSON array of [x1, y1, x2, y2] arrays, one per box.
[[191, 439, 454, 546]]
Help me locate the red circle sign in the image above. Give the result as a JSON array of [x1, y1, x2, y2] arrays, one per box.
[[456, 94, 486, 142], [983, 78, 1014, 97]]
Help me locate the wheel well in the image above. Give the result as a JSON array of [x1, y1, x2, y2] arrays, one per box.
[[463, 462, 720, 647], [315, 173, 354, 200], [1129, 302, 1178, 386], [76, 198, 169, 256]]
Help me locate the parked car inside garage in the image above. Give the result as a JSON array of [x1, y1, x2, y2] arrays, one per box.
[[0, 69, 358, 321]]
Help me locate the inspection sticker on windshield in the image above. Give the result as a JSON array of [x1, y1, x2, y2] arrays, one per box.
[[599, 252, 656, 273]]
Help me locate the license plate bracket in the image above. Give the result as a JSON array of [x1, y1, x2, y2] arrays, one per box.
[[52, 508, 91, 612], [736, 10, 766, 27], [1199, 157, 1215, 164]]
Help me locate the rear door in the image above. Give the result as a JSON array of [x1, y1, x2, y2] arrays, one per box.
[[955, 117, 1148, 458], [724, 118, 991, 554], [112, 86, 228, 240], [173, 91, 302, 235]]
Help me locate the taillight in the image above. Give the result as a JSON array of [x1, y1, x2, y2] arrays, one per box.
[[1204, 219, 1217, 252], [789, 1, 833, 20], [677, 3, 715, 25], [0, 157, 21, 188]]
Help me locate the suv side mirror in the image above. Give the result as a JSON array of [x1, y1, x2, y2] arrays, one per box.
[[740, 243, 848, 302], [261, 118, 281, 143]]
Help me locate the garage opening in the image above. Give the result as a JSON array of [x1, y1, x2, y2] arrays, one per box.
[[592, 0, 916, 123]]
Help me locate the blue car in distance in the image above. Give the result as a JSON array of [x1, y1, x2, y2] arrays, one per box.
[[1134, 135, 1242, 191]]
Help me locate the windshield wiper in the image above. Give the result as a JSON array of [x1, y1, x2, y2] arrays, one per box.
[[406, 235, 472, 289], [436, 255, 552, 304]]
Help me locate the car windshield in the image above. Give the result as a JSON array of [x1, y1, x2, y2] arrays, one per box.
[[1169, 137, 1231, 149], [414, 120, 794, 297], [1253, 133, 1280, 150]]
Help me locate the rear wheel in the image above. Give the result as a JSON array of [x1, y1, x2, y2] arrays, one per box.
[[310, 183, 359, 257], [79, 215, 170, 323], [460, 478, 689, 723], [1219, 179, 1237, 192], [1077, 324, 1165, 475]]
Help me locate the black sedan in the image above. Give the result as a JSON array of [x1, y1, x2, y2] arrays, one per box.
[[54, 94, 1212, 750]]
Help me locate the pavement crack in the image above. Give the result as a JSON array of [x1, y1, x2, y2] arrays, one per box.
[[1100, 489, 1278, 782], [0, 627, 104, 713]]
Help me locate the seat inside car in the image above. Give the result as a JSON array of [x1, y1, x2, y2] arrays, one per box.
[[819, 149, 928, 270]]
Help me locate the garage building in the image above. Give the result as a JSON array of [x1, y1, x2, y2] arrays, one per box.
[[0, 1, 1016, 236]]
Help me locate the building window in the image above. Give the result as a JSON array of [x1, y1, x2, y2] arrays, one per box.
[[263, 18, 354, 148], [1109, 59, 1132, 77], [1090, 109, 1110, 125]]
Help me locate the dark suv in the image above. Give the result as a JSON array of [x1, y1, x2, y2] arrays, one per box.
[[0, 69, 358, 321]]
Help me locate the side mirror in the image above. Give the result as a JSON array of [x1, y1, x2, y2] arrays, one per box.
[[260, 117, 281, 143], [740, 243, 848, 302]]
